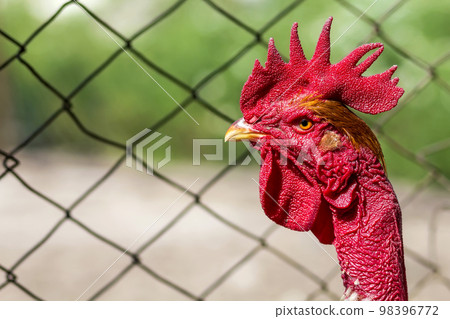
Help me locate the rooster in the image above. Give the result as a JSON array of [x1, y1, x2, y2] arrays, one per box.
[[225, 17, 407, 301]]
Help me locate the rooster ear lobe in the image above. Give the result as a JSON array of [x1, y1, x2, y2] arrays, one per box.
[[311, 169, 359, 245], [323, 181, 358, 210]]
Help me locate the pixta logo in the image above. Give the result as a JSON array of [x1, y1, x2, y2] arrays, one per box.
[[126, 130, 324, 175], [126, 129, 172, 175]]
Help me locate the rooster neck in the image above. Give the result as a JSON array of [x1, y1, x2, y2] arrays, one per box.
[[331, 175, 408, 301]]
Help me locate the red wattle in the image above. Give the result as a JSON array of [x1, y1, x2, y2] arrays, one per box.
[[259, 147, 322, 232]]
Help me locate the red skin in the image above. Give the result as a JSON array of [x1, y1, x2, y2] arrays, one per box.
[[234, 18, 407, 300], [320, 139, 407, 301], [250, 106, 407, 301]]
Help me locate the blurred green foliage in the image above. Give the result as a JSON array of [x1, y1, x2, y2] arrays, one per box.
[[0, 0, 449, 179]]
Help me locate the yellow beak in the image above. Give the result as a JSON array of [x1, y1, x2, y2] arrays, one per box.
[[224, 118, 267, 142]]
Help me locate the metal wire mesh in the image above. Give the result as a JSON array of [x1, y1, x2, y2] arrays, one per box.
[[0, 0, 449, 301]]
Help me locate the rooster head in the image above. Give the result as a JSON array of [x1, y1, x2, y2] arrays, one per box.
[[225, 17, 404, 244]]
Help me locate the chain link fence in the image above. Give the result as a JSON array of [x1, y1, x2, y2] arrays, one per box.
[[0, 0, 449, 300]]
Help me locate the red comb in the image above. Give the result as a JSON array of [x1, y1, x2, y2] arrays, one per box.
[[240, 17, 404, 116]]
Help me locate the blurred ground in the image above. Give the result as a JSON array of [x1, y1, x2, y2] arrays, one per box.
[[0, 152, 449, 301]]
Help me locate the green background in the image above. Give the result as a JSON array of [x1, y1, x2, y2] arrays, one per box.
[[0, 0, 449, 182]]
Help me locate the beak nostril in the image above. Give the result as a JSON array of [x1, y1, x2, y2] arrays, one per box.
[[248, 115, 259, 124], [225, 117, 267, 142]]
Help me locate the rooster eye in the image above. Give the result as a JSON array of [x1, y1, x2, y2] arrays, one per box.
[[298, 119, 313, 130]]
